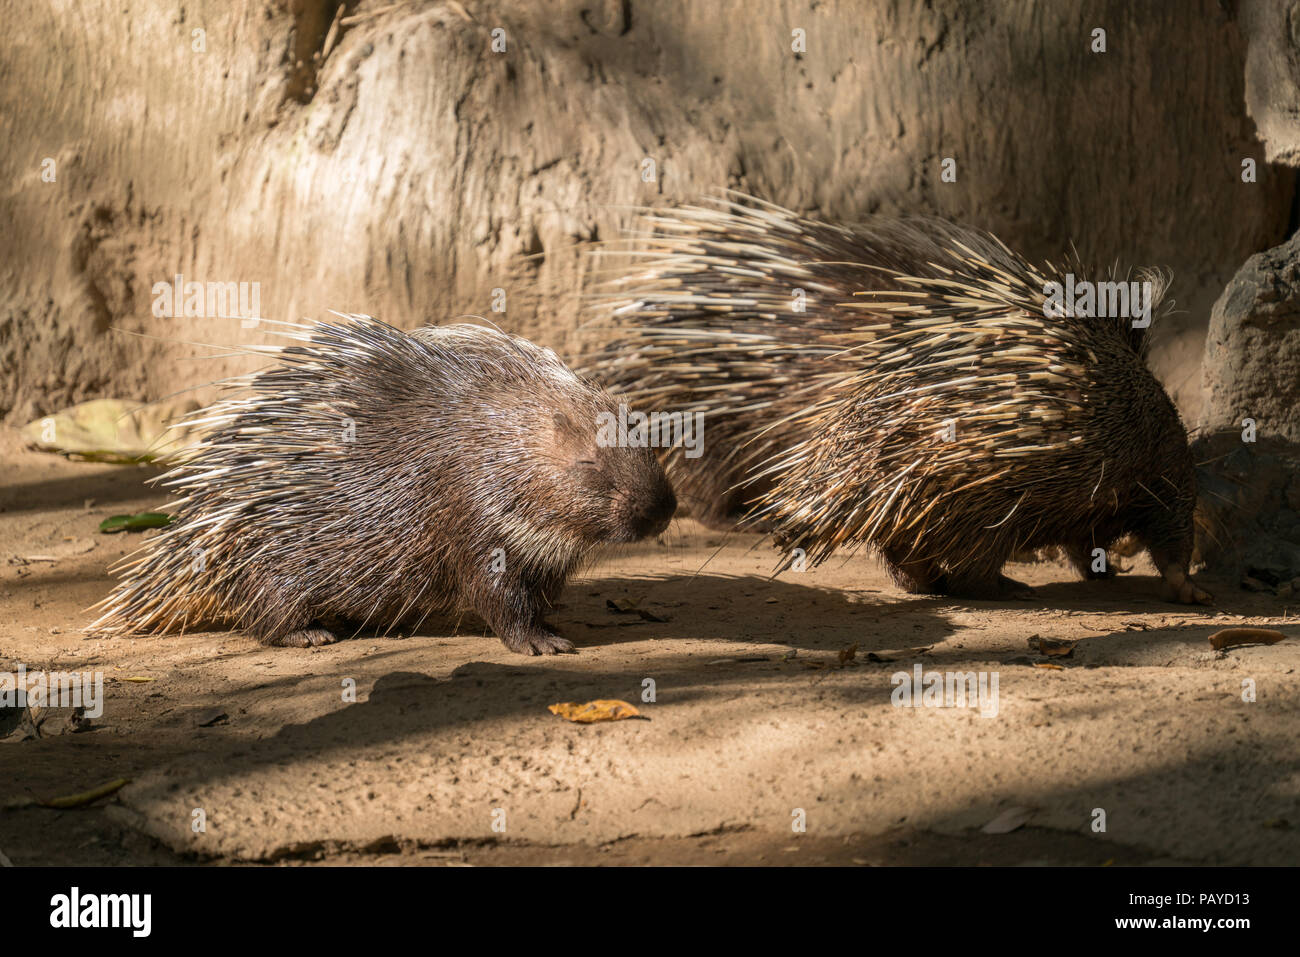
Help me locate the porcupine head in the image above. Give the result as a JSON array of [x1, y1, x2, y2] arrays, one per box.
[[89, 317, 677, 655]]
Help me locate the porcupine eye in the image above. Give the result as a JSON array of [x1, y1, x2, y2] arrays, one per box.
[[568, 449, 608, 482]]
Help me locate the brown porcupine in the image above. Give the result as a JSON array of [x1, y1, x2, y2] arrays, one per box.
[[581, 193, 1211, 604], [89, 314, 677, 654]]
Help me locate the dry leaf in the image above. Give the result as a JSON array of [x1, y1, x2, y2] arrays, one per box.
[[548, 699, 641, 723], [1029, 635, 1075, 657], [1208, 628, 1286, 651], [1033, 662, 1065, 670], [838, 643, 858, 666]]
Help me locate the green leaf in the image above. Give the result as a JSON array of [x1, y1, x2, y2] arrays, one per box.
[[99, 512, 172, 534]]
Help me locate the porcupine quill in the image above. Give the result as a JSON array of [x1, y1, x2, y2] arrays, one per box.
[[580, 192, 1210, 604], [89, 314, 677, 654]]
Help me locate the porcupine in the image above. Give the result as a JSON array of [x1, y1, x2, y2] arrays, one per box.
[[89, 314, 677, 654], [581, 193, 1211, 604]]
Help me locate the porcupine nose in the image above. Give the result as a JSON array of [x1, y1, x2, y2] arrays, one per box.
[[632, 478, 677, 538]]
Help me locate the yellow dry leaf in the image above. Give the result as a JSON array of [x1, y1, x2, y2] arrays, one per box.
[[1030, 636, 1075, 657], [548, 699, 640, 723]]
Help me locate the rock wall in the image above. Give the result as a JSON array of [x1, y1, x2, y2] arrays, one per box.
[[1202, 230, 1300, 442], [1192, 0, 1300, 584], [0, 0, 1292, 425]]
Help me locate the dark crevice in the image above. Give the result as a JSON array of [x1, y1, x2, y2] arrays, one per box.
[[285, 0, 356, 104]]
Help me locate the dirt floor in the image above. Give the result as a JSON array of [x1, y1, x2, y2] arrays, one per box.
[[2, 426, 1297, 867]]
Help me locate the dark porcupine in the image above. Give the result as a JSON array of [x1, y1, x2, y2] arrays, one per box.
[[581, 193, 1211, 604], [89, 314, 677, 654]]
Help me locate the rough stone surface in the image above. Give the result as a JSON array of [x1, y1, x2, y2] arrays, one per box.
[[1194, 431, 1300, 584], [1243, 0, 1300, 166], [1, 0, 1291, 425], [1201, 230, 1300, 442]]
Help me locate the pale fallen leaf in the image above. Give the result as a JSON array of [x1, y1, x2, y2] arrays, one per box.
[[981, 806, 1033, 834], [21, 398, 203, 463]]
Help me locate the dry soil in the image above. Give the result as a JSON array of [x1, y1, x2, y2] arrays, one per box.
[[1, 427, 1297, 866]]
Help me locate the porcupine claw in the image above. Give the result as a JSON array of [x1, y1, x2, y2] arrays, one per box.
[[275, 628, 340, 648], [1160, 565, 1214, 606], [1176, 579, 1214, 606], [501, 625, 577, 656]]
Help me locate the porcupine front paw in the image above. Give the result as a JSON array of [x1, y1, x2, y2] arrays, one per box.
[[1162, 570, 1214, 605], [272, 628, 339, 648], [500, 624, 576, 656]]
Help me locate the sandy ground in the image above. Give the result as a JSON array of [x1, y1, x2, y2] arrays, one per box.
[[1, 426, 1297, 867]]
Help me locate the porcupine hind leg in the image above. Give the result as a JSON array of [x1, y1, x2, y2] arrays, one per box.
[[881, 545, 945, 595], [254, 619, 339, 647], [476, 572, 577, 655], [241, 601, 340, 648]]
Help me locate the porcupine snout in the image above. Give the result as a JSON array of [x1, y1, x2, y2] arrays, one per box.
[[615, 460, 677, 540]]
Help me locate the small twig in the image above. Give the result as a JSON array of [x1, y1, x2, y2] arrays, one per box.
[[340, 3, 408, 27], [321, 4, 346, 60], [5, 777, 131, 811]]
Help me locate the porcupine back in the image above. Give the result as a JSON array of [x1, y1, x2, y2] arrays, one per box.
[[89, 314, 677, 650], [582, 193, 1205, 601]]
